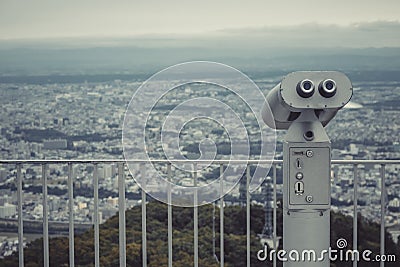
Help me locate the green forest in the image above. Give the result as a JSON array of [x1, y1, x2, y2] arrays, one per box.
[[0, 201, 399, 266]]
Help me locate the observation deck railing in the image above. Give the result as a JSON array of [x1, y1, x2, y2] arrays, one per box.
[[0, 159, 399, 267]]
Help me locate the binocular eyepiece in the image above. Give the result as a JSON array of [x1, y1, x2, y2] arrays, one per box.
[[319, 79, 336, 98], [262, 71, 353, 130], [296, 79, 315, 98], [296, 79, 337, 98]]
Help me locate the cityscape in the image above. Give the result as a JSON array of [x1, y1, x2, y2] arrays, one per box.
[[0, 73, 399, 258]]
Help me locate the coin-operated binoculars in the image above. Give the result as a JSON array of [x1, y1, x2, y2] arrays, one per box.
[[262, 71, 353, 266]]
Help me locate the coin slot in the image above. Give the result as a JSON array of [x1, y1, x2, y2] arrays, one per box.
[[293, 151, 304, 156], [295, 158, 303, 169], [294, 181, 304, 195]]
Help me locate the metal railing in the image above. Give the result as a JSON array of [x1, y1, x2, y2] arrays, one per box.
[[1, 159, 399, 267]]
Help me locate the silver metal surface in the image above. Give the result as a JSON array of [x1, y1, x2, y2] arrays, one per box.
[[42, 164, 49, 267], [380, 164, 386, 267], [94, 164, 100, 267], [68, 163, 75, 267], [246, 166, 250, 267], [273, 164, 277, 267], [141, 164, 147, 267], [167, 163, 173, 267], [3, 159, 400, 164], [17, 164, 24, 267], [353, 164, 358, 267], [219, 164, 224, 267], [193, 163, 198, 267], [118, 163, 126, 267], [212, 202, 216, 260]]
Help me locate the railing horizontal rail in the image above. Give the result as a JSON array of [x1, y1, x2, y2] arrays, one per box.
[[1, 159, 399, 164]]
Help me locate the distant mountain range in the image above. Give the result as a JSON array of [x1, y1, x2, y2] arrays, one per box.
[[0, 46, 400, 76], [1, 22, 400, 76]]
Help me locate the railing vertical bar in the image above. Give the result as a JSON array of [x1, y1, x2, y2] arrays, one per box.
[[353, 164, 358, 267], [141, 164, 147, 267], [193, 163, 198, 267], [246, 165, 250, 267], [380, 164, 386, 267], [273, 164, 277, 267], [219, 164, 224, 267], [118, 163, 126, 267], [93, 164, 100, 267], [167, 163, 173, 267], [212, 202, 216, 259], [17, 164, 24, 267], [42, 164, 49, 267], [68, 163, 75, 267]]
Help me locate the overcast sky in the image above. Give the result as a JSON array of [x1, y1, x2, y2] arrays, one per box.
[[0, 0, 399, 39]]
